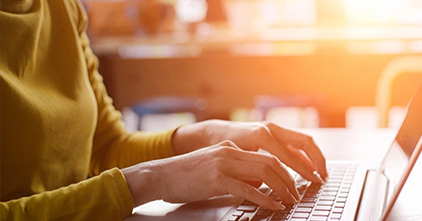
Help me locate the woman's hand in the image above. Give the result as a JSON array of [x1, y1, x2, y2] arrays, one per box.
[[172, 120, 328, 183], [122, 141, 299, 210]]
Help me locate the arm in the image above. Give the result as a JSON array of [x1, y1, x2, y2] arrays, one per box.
[[1, 169, 133, 220]]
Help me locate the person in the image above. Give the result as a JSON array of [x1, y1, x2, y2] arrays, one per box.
[[0, 0, 328, 220]]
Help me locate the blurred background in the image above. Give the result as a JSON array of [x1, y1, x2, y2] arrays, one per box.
[[81, 0, 422, 132]]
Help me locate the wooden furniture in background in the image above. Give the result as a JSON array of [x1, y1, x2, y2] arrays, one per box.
[[376, 56, 422, 128]]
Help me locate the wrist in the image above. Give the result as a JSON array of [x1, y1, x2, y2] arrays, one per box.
[[172, 120, 215, 154], [121, 163, 160, 207]]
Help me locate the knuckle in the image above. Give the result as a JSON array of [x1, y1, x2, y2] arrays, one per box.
[[214, 146, 234, 157], [218, 140, 237, 149], [258, 164, 271, 175], [252, 124, 272, 142], [267, 154, 280, 167], [304, 135, 314, 143]]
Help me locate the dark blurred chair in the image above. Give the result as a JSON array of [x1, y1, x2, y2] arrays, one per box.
[[131, 96, 207, 131], [376, 56, 422, 128]]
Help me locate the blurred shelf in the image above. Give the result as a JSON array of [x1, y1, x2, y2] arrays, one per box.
[[90, 25, 422, 57]]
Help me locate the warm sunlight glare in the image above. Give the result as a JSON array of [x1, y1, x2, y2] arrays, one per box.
[[344, 0, 422, 25]]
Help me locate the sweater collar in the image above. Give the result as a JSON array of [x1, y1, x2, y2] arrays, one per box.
[[1, 0, 35, 13]]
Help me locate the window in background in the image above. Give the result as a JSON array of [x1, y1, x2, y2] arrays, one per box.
[[344, 0, 422, 25]]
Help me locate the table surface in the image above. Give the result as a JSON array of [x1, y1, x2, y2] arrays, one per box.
[[128, 128, 422, 220]]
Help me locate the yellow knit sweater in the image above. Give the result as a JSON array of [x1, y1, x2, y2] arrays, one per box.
[[0, 0, 176, 220]]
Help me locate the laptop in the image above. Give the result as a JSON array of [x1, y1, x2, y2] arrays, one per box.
[[127, 82, 422, 221]]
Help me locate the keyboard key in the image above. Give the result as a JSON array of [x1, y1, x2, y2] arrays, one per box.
[[233, 211, 244, 216], [338, 193, 348, 198], [331, 213, 342, 219], [332, 208, 344, 213], [315, 205, 332, 211], [309, 215, 328, 221], [317, 201, 334, 206], [237, 205, 257, 212], [312, 210, 330, 216], [336, 197, 347, 203], [323, 187, 339, 192], [297, 203, 314, 208], [321, 192, 337, 196], [334, 202, 345, 208], [327, 179, 343, 183], [319, 196, 336, 201], [326, 183, 341, 188], [342, 184, 352, 188], [292, 212, 310, 218], [295, 207, 312, 213]]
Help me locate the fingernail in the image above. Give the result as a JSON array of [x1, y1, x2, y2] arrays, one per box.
[[313, 171, 326, 184], [293, 189, 300, 200], [290, 194, 299, 204], [272, 201, 286, 210]]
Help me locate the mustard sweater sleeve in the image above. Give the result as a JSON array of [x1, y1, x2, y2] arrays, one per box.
[[0, 168, 133, 221]]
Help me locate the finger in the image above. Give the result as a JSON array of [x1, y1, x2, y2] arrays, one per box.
[[292, 141, 328, 181], [267, 124, 328, 180], [269, 143, 323, 183], [224, 159, 298, 204], [258, 132, 323, 183], [220, 148, 299, 200], [244, 180, 263, 188], [221, 176, 286, 211], [285, 144, 325, 183], [286, 145, 315, 170]]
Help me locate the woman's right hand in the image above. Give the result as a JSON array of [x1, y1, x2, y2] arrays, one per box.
[[121, 140, 300, 210]]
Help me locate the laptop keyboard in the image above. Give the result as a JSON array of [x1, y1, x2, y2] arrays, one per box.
[[227, 164, 358, 221]]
